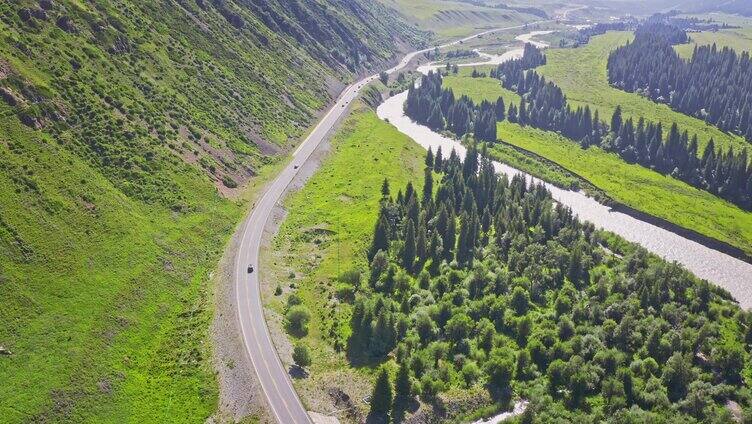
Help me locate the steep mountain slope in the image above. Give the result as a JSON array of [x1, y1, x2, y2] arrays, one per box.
[[0, 0, 425, 422]]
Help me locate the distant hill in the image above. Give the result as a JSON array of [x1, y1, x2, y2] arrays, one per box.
[[688, 0, 752, 16], [377, 0, 541, 40], [566, 0, 752, 18], [653, 0, 752, 16]]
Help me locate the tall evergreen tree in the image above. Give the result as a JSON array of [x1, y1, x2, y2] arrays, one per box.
[[495, 97, 506, 121], [434, 146, 444, 172], [370, 367, 393, 417], [369, 211, 390, 261], [423, 166, 433, 203], [611, 105, 623, 134], [393, 361, 412, 408], [402, 221, 416, 272], [425, 148, 434, 169], [381, 178, 390, 199]]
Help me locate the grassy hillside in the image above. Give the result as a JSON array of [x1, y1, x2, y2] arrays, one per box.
[[0, 0, 424, 421], [442, 73, 752, 257], [675, 27, 752, 58], [264, 102, 426, 418], [379, 0, 541, 41], [537, 32, 750, 156], [0, 99, 242, 422]]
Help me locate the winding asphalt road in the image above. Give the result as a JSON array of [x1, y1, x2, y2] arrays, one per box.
[[233, 22, 547, 424]]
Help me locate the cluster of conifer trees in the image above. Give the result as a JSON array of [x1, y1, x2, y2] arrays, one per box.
[[608, 109, 752, 208], [502, 41, 752, 209], [404, 72, 499, 142], [607, 22, 752, 141], [560, 21, 634, 48], [497, 65, 606, 146], [405, 42, 752, 210], [355, 147, 750, 422], [490, 43, 546, 88]]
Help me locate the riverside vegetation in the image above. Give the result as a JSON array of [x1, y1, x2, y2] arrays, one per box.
[[405, 43, 752, 257], [412, 42, 752, 212], [607, 20, 752, 141], [359, 146, 752, 422], [264, 101, 427, 419]]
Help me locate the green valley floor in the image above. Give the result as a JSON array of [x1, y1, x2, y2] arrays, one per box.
[[442, 68, 752, 257], [261, 102, 426, 418]]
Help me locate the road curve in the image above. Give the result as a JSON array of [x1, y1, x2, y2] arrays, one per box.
[[232, 22, 547, 424]]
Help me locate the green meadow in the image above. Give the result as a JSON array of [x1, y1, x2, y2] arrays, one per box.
[[537, 32, 750, 156], [263, 102, 425, 414], [675, 28, 752, 58]]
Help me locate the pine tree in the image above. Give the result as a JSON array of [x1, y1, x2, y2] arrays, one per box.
[[402, 221, 416, 272], [393, 361, 412, 408], [444, 211, 457, 261], [495, 97, 506, 121], [423, 166, 433, 203], [508, 103, 518, 123], [434, 146, 443, 172], [416, 225, 427, 264], [369, 212, 390, 261], [428, 105, 444, 131], [381, 178, 390, 199], [370, 367, 393, 417], [518, 101, 528, 125]]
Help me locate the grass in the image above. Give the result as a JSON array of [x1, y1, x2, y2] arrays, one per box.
[[484, 141, 584, 190], [675, 28, 752, 58], [0, 105, 244, 422], [443, 75, 520, 106], [537, 32, 750, 156], [378, 0, 537, 41], [263, 102, 425, 417], [496, 121, 752, 256]]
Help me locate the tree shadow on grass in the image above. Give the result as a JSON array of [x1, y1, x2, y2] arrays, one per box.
[[289, 364, 308, 379], [345, 344, 387, 369], [486, 384, 513, 410], [365, 412, 388, 424], [391, 398, 421, 423]]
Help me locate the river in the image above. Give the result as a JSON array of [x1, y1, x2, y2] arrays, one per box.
[[417, 31, 554, 73], [377, 31, 752, 309]]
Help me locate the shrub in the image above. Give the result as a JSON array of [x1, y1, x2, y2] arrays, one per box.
[[293, 343, 311, 368], [285, 305, 311, 336], [221, 175, 237, 188], [335, 283, 354, 302]]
